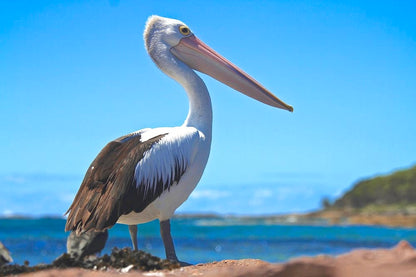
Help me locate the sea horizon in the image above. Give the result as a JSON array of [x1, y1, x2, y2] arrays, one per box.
[[1, 216, 416, 266]]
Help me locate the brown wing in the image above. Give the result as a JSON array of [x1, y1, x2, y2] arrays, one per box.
[[65, 132, 167, 234]]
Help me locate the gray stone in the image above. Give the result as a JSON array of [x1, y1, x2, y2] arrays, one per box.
[[66, 230, 108, 259], [0, 242, 13, 266]]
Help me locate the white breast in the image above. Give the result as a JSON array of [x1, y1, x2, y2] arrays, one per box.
[[117, 126, 211, 225]]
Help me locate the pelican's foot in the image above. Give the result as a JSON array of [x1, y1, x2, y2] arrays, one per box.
[[167, 259, 191, 267], [177, 260, 192, 267]]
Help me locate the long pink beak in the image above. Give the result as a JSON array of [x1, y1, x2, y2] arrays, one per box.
[[170, 35, 293, 112]]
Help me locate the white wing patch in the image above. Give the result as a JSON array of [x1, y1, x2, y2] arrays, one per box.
[[119, 128, 151, 143], [134, 127, 202, 196]]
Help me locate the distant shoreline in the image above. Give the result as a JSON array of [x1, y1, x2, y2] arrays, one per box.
[[1, 210, 416, 228]]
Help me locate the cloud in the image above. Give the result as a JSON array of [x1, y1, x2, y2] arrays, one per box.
[[249, 189, 273, 206], [190, 189, 230, 200], [182, 181, 336, 214], [0, 173, 335, 216], [2, 210, 15, 217], [0, 172, 82, 216]]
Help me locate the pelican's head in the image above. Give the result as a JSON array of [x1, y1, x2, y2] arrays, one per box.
[[144, 15, 293, 112], [144, 16, 191, 56]]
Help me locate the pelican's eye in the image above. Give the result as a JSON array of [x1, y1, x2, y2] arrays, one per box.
[[179, 25, 191, 36]]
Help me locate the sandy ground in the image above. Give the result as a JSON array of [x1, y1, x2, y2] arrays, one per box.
[[13, 240, 416, 277]]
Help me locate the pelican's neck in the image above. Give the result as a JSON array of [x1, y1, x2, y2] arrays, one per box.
[[155, 53, 213, 137], [146, 38, 212, 137], [181, 71, 213, 136]]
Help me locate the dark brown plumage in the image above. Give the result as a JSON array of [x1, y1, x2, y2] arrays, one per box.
[[65, 133, 169, 234]]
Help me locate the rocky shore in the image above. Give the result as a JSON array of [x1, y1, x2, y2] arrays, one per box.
[[303, 209, 416, 227], [1, 241, 415, 277]]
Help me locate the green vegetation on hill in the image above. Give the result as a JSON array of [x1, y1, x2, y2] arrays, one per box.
[[330, 164, 416, 209]]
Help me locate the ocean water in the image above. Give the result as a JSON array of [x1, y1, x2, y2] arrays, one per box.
[[1, 217, 416, 266]]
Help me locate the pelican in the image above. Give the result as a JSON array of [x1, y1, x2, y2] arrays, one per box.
[[65, 15, 293, 263]]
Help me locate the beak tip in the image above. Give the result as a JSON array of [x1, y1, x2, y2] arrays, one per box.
[[280, 104, 293, 112]]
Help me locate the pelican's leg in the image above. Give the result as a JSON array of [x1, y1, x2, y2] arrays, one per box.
[[160, 219, 178, 261], [128, 225, 138, 251]]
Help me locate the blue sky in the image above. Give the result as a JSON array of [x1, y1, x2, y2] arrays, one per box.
[[1, 0, 415, 216]]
